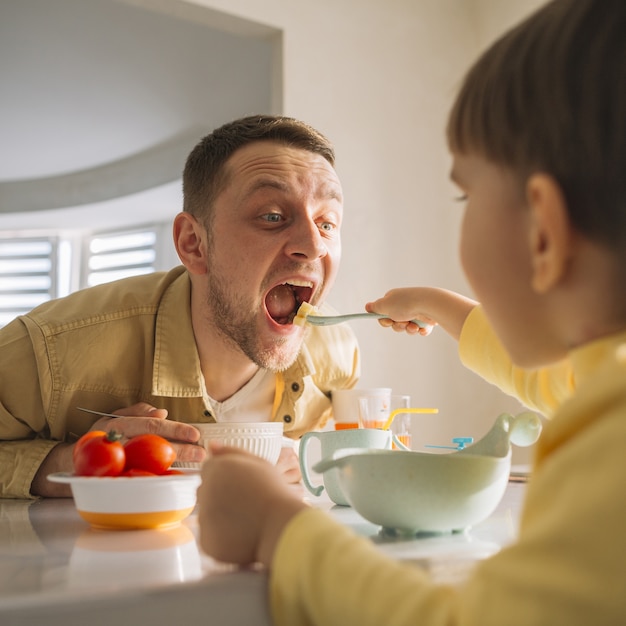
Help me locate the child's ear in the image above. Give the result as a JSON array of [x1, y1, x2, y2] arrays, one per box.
[[173, 212, 209, 275], [526, 174, 573, 294]]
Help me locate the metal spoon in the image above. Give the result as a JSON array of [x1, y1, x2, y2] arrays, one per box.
[[295, 310, 430, 329], [76, 407, 122, 419]]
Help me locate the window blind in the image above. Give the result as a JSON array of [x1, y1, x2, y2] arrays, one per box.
[[0, 237, 58, 327], [83, 227, 158, 288]]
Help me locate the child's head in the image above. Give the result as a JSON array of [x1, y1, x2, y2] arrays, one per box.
[[447, 0, 626, 367], [447, 0, 625, 254]]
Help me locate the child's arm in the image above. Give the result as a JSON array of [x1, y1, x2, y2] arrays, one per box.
[[365, 287, 477, 340], [196, 444, 444, 625], [197, 441, 306, 567]]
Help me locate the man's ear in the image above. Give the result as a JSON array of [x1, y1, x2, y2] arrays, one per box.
[[173, 212, 208, 275], [526, 173, 573, 294]]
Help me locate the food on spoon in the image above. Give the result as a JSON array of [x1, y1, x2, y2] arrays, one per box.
[[266, 284, 297, 323], [265, 281, 314, 324], [293, 301, 319, 326]]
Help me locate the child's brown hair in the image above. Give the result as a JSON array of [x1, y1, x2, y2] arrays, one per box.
[[447, 0, 625, 253]]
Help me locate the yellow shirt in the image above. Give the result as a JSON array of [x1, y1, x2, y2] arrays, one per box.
[[0, 267, 360, 498], [271, 306, 626, 625]]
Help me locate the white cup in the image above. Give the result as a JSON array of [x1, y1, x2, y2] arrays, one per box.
[[331, 388, 391, 430], [358, 392, 393, 430]]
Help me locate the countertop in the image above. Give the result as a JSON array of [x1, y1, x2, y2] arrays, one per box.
[[0, 481, 526, 626]]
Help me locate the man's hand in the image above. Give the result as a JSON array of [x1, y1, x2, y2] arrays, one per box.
[[277, 444, 301, 484], [31, 402, 205, 497], [88, 402, 204, 465], [197, 442, 307, 567]]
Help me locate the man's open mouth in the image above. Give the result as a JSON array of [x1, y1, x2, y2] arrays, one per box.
[[265, 281, 313, 325]]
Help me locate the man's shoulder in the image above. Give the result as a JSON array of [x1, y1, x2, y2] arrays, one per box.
[[23, 266, 189, 331]]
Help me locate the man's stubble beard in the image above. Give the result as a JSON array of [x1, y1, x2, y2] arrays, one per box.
[[203, 260, 303, 373]]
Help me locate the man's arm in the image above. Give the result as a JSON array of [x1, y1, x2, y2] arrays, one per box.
[[30, 443, 74, 497]]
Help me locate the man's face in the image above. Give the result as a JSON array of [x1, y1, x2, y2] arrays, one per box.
[[201, 141, 343, 371]]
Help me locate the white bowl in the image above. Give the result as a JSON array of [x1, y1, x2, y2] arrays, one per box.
[[316, 448, 511, 533], [179, 421, 284, 468], [314, 412, 541, 534], [47, 470, 201, 530]]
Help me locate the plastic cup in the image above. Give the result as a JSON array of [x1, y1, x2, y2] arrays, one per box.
[[331, 388, 391, 430]]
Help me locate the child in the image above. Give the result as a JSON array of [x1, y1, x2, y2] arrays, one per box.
[[196, 1, 626, 623]]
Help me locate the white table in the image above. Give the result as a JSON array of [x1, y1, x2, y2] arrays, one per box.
[[0, 481, 526, 626]]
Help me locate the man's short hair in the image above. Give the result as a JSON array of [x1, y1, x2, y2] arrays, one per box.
[[182, 115, 335, 223]]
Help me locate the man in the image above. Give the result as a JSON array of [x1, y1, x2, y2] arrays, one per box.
[[0, 115, 360, 498]]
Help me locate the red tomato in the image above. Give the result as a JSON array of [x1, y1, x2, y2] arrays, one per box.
[[161, 469, 184, 476], [123, 434, 176, 474], [72, 430, 107, 466], [74, 431, 125, 477], [120, 468, 157, 477]]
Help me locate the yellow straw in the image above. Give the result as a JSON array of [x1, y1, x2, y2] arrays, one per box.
[[382, 407, 439, 431]]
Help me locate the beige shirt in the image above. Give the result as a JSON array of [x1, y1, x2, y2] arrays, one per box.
[[0, 266, 360, 498], [270, 306, 626, 625]]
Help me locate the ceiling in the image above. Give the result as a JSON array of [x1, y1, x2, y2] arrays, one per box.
[[0, 0, 278, 230]]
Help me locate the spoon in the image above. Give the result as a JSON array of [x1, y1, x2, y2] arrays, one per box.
[[293, 302, 430, 329], [77, 407, 122, 419]]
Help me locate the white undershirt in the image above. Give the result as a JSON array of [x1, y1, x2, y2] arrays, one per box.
[[206, 368, 275, 423]]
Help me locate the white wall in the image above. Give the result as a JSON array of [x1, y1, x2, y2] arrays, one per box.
[[472, 0, 546, 50], [160, 0, 545, 460], [2, 0, 548, 460]]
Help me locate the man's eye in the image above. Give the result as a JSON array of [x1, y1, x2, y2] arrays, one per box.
[[454, 194, 468, 203], [262, 213, 283, 223], [319, 221, 337, 233]]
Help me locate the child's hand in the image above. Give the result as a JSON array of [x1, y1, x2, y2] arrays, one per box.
[[366, 288, 437, 335], [366, 287, 477, 341], [197, 442, 307, 567]]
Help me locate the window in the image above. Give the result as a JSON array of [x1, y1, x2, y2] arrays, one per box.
[[0, 237, 58, 327], [84, 228, 159, 287], [0, 223, 174, 328]]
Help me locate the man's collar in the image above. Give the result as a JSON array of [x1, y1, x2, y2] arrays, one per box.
[[152, 271, 204, 397], [151, 270, 316, 398]]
